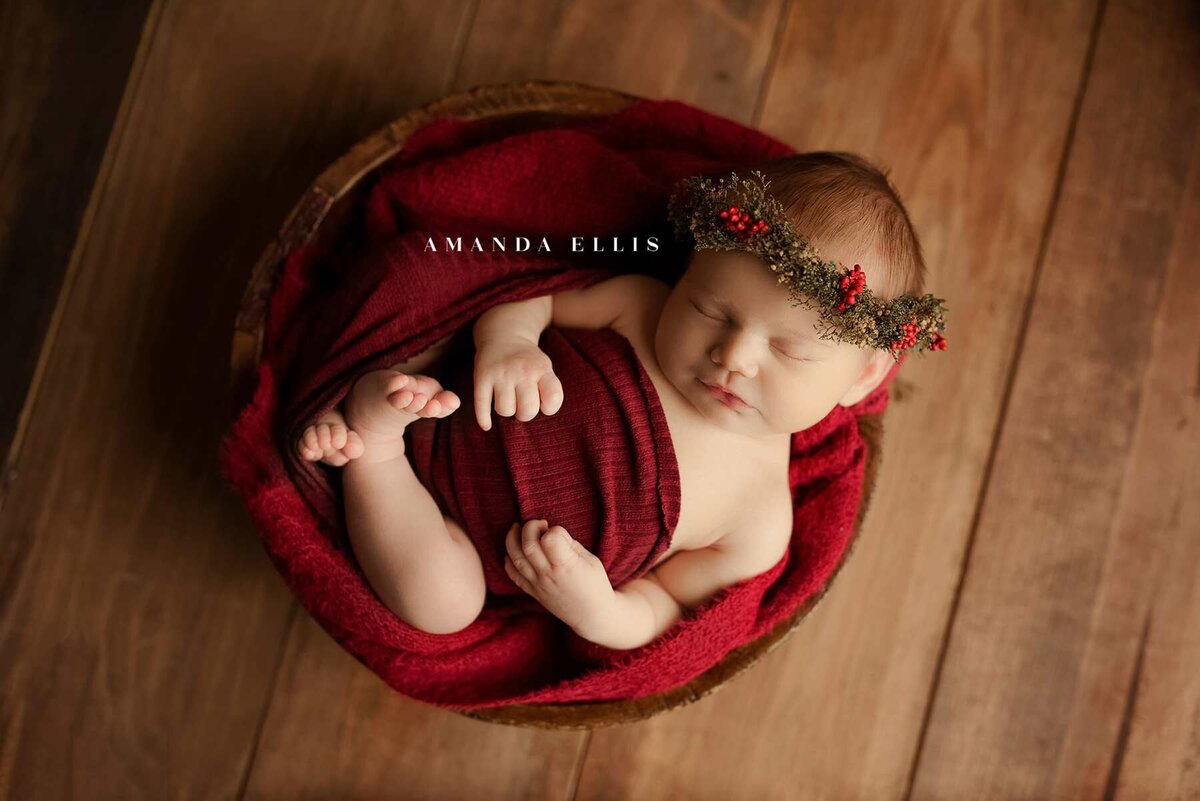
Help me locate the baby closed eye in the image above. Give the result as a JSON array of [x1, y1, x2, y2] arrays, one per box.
[[691, 301, 808, 362]]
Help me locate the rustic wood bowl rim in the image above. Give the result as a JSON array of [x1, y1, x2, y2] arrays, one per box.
[[228, 79, 884, 730]]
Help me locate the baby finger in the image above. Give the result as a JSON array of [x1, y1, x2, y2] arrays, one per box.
[[504, 555, 531, 593], [520, 519, 553, 574], [505, 523, 536, 580], [515, 381, 541, 422], [538, 372, 563, 416], [474, 380, 494, 431], [494, 381, 516, 419]]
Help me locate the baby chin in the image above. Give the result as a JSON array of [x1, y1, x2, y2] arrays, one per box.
[[686, 377, 770, 438]]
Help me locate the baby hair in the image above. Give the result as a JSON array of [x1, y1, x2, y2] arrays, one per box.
[[739, 152, 927, 302]]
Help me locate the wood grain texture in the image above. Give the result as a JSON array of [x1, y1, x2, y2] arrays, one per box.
[[6, 0, 1195, 797], [244, 615, 589, 800], [575, 1, 1099, 798], [0, 0, 491, 798], [908, 0, 1200, 796], [454, 0, 787, 121], [1109, 133, 1200, 801], [0, 0, 152, 486]]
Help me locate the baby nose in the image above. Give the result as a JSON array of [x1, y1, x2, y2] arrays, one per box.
[[711, 331, 759, 376]]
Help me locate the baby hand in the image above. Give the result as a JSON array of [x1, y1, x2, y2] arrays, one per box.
[[473, 337, 563, 431], [504, 520, 615, 633], [296, 408, 364, 466]]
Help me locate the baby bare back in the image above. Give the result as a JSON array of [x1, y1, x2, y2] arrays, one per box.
[[608, 280, 794, 569]]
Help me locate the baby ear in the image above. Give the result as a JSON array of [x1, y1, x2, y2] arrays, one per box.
[[838, 349, 893, 408]]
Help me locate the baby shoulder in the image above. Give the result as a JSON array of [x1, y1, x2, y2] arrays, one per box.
[[715, 485, 793, 570], [610, 274, 670, 348]]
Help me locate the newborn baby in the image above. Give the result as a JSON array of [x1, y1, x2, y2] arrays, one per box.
[[294, 152, 944, 649]]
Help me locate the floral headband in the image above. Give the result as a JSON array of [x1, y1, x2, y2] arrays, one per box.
[[666, 169, 949, 361]]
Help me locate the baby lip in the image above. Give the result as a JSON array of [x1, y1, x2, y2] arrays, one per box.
[[702, 379, 748, 406]]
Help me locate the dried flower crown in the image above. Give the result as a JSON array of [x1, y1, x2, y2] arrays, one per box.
[[666, 170, 949, 361]]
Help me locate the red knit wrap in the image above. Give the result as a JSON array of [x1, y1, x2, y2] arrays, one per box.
[[218, 99, 901, 709]]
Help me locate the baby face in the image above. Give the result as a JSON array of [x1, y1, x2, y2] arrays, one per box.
[[654, 248, 892, 440]]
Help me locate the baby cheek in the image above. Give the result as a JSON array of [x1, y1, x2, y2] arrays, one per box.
[[778, 372, 817, 408], [657, 315, 691, 353]]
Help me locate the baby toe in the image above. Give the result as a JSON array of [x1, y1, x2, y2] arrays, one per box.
[[387, 389, 414, 410], [330, 424, 347, 449], [302, 426, 318, 449], [316, 423, 332, 450], [419, 396, 441, 416], [409, 375, 446, 396], [343, 431, 364, 459], [323, 450, 350, 467], [435, 391, 460, 416]]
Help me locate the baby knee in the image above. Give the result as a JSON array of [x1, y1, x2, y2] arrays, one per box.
[[390, 573, 486, 635], [410, 594, 485, 635]]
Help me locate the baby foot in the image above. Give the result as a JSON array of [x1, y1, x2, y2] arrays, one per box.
[[343, 369, 461, 463], [297, 408, 364, 467]]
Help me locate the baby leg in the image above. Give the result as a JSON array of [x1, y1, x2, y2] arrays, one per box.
[[296, 331, 463, 465], [341, 369, 486, 634], [343, 455, 486, 633]]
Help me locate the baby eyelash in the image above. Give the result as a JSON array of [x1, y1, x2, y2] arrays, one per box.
[[692, 301, 806, 362]]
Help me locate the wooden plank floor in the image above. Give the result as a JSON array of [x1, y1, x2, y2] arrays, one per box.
[[0, 0, 152, 480], [2, 1, 1196, 799]]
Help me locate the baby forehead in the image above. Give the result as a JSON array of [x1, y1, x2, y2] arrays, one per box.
[[679, 260, 836, 335], [688, 287, 828, 340], [685, 248, 792, 284], [683, 259, 813, 309]]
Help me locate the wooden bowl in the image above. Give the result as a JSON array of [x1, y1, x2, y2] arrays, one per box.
[[228, 79, 884, 729]]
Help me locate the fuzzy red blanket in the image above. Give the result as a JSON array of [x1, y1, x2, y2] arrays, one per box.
[[219, 98, 902, 710]]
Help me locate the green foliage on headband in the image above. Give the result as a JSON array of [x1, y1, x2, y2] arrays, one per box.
[[667, 170, 949, 361]]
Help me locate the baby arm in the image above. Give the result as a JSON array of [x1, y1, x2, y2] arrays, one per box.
[[471, 274, 660, 429], [502, 519, 785, 650], [473, 273, 650, 346], [577, 540, 788, 650], [472, 295, 557, 431]]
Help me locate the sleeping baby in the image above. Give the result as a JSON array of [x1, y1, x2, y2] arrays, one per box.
[[294, 152, 948, 649]]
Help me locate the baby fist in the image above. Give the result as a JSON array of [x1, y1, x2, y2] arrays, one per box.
[[473, 338, 564, 431], [503, 519, 614, 631]]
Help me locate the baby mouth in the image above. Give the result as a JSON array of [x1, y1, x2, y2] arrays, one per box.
[[700, 379, 749, 409]]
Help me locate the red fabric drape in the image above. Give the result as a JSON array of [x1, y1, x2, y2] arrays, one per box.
[[219, 98, 902, 709]]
